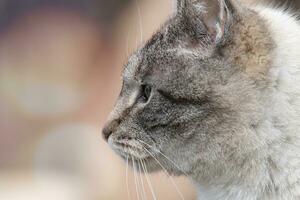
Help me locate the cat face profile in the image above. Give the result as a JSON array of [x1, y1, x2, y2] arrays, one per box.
[[103, 0, 274, 180]]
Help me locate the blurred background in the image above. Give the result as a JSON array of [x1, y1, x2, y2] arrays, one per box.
[[0, 0, 299, 199]]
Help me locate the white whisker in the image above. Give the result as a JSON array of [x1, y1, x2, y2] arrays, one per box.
[[135, 0, 143, 44], [126, 29, 131, 57], [136, 139, 188, 176], [141, 159, 158, 200], [138, 160, 147, 200], [126, 156, 132, 200], [141, 146, 185, 200], [132, 156, 141, 200]]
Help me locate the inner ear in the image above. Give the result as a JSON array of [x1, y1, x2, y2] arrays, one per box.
[[177, 0, 237, 44], [202, 0, 229, 41]]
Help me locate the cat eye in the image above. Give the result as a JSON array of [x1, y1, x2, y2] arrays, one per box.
[[139, 84, 152, 103]]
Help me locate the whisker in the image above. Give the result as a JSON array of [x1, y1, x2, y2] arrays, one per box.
[[132, 156, 141, 200], [141, 159, 158, 200], [126, 156, 132, 200], [136, 139, 189, 176], [141, 146, 186, 200], [126, 29, 131, 58], [135, 0, 143, 44], [138, 160, 147, 200]]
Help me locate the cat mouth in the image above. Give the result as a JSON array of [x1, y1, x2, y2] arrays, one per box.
[[109, 139, 154, 161], [109, 138, 173, 174]]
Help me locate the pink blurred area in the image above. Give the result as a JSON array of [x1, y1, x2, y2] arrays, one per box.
[[0, 0, 195, 199]]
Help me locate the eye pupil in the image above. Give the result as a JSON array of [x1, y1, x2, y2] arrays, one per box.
[[140, 84, 152, 102]]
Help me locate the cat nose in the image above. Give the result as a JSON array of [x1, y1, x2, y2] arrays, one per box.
[[102, 119, 120, 141], [102, 125, 112, 141]]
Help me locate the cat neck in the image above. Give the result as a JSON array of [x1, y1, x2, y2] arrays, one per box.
[[193, 5, 300, 200], [192, 122, 300, 200], [193, 149, 300, 200]]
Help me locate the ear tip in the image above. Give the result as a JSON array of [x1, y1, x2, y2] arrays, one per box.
[[175, 0, 241, 44]]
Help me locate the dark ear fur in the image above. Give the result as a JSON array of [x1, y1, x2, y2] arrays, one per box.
[[176, 0, 238, 44]]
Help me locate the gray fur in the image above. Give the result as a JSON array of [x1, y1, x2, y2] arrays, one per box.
[[102, 0, 300, 199]]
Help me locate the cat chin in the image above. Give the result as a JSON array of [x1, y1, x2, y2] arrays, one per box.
[[121, 155, 184, 176], [118, 154, 162, 173]]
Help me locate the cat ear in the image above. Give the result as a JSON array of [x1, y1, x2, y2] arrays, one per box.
[[177, 0, 237, 43]]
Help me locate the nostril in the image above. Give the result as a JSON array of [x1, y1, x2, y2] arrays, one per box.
[[102, 126, 113, 141], [102, 119, 120, 141]]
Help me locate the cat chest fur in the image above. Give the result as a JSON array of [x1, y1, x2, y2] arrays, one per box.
[[195, 6, 300, 200]]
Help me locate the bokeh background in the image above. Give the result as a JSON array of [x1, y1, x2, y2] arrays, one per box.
[[0, 0, 299, 199]]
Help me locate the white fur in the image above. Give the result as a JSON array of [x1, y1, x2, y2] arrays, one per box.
[[196, 6, 300, 200]]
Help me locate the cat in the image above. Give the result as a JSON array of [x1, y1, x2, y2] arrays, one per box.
[[102, 0, 300, 199]]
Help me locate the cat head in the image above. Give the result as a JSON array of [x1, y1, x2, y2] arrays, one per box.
[[102, 0, 274, 180]]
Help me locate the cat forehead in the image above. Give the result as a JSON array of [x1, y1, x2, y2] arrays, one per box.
[[123, 18, 212, 80], [123, 53, 140, 80], [123, 29, 173, 80]]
